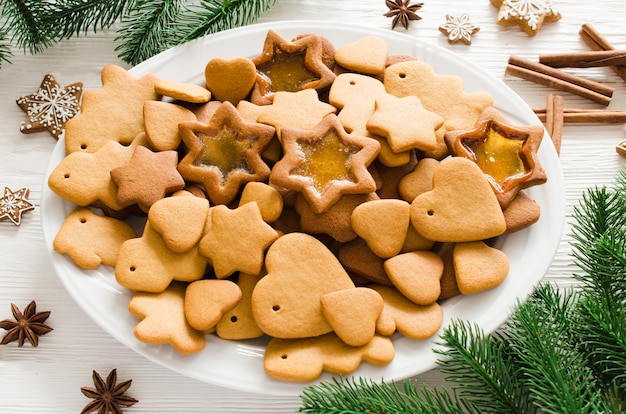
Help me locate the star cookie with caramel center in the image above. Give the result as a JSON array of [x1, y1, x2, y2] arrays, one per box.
[[444, 106, 546, 208], [256, 89, 337, 140], [110, 145, 185, 212], [270, 114, 381, 214], [177, 101, 275, 206], [250, 30, 336, 105], [64, 65, 160, 154], [16, 74, 83, 139]]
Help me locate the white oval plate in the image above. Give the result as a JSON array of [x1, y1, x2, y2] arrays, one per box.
[[41, 20, 565, 396]]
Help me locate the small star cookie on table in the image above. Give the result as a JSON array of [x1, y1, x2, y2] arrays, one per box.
[[16, 74, 83, 139], [0, 187, 35, 226], [439, 14, 480, 45]]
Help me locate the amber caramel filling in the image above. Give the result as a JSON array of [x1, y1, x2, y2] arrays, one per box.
[[194, 125, 254, 183], [462, 121, 528, 191], [292, 131, 357, 194], [256, 49, 317, 94]]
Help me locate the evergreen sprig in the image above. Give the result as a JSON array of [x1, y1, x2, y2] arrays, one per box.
[[0, 0, 278, 67], [299, 169, 626, 413]]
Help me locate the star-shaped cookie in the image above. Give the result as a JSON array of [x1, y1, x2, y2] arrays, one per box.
[[16, 74, 83, 139], [110, 145, 185, 211], [444, 106, 547, 208], [438, 14, 480, 45], [0, 187, 35, 226], [177, 101, 275, 206], [198, 202, 279, 279], [256, 89, 336, 140], [366, 93, 444, 153], [250, 30, 336, 104], [491, 0, 561, 36], [270, 114, 380, 214], [64, 65, 160, 154]]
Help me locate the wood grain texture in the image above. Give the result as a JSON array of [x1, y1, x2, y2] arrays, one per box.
[[1, 0, 625, 412]]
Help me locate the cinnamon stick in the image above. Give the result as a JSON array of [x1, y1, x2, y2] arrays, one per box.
[[533, 109, 626, 123], [539, 50, 626, 68], [544, 94, 564, 155], [616, 139, 626, 157], [579, 23, 626, 82], [506, 55, 613, 106]]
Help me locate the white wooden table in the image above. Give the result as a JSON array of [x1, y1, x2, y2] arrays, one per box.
[[1, 0, 624, 412]]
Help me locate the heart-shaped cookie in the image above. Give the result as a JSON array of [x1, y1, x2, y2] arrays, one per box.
[[453, 240, 509, 294], [251, 232, 355, 339], [410, 156, 506, 242], [320, 287, 383, 346], [334, 36, 388, 75], [204, 57, 257, 104], [184, 279, 242, 332], [384, 251, 443, 305], [351, 199, 411, 258], [148, 194, 210, 253]]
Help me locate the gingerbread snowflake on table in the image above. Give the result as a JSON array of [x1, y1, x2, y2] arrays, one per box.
[[16, 74, 83, 139], [439, 14, 480, 45], [491, 0, 561, 36], [0, 187, 35, 226]]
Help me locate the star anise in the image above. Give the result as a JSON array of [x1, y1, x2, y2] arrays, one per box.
[[384, 0, 424, 30], [81, 369, 138, 414], [0, 301, 53, 347]]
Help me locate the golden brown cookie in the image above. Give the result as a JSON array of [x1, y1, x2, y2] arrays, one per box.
[[178, 101, 275, 205], [110, 145, 185, 212], [143, 100, 197, 151], [502, 191, 541, 234], [264, 333, 394, 382], [410, 156, 506, 242], [491, 0, 561, 36], [216, 272, 265, 340], [384, 251, 444, 305], [453, 240, 509, 294], [154, 78, 211, 103], [198, 202, 279, 279], [129, 282, 206, 354], [184, 279, 242, 332], [444, 106, 547, 208], [334, 36, 388, 75], [270, 114, 380, 214], [251, 232, 355, 339], [53, 207, 137, 269], [337, 238, 393, 286], [351, 198, 411, 258], [204, 57, 257, 104], [64, 65, 160, 154], [250, 30, 336, 105]]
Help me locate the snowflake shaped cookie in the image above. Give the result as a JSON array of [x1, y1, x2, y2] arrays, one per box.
[[491, 0, 561, 36], [16, 74, 83, 139], [0, 187, 35, 226], [439, 14, 480, 45]]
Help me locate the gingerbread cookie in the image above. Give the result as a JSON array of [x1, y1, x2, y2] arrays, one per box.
[[204, 57, 257, 104], [53, 207, 137, 269]]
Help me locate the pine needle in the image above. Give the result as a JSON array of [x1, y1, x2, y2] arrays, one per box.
[[0, 0, 55, 53], [115, 0, 186, 65], [42, 0, 132, 39], [0, 27, 13, 67], [174, 0, 278, 44]]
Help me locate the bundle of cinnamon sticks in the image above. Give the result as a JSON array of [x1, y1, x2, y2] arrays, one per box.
[[506, 24, 626, 156]]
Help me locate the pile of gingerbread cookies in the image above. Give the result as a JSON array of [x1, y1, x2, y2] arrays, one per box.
[[48, 29, 547, 383]]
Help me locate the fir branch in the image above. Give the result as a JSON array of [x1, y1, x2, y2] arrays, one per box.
[[435, 319, 533, 414], [0, 26, 13, 67], [504, 283, 605, 414], [0, 0, 55, 53], [115, 0, 186, 66], [42, 0, 133, 39], [298, 376, 473, 414], [173, 0, 278, 44]]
